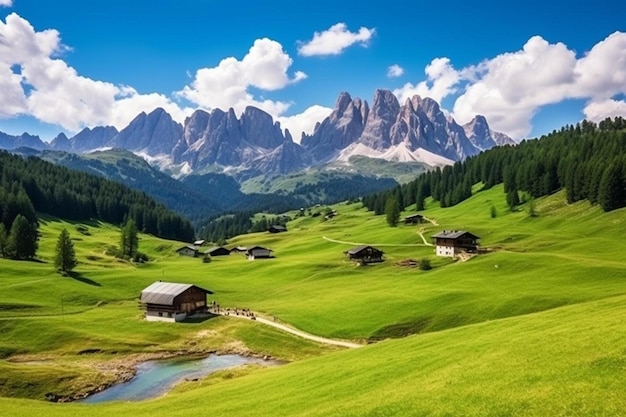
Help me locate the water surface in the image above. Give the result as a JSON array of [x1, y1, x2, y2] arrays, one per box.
[[81, 354, 272, 403]]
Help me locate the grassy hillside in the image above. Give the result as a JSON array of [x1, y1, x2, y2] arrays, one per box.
[[1, 184, 625, 415]]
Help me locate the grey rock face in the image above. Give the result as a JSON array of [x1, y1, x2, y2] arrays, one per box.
[[112, 108, 183, 155], [69, 126, 118, 152]]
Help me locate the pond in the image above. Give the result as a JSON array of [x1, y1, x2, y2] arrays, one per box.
[[80, 354, 275, 403]]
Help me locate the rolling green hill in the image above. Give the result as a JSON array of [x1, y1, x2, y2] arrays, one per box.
[[0, 181, 625, 415]]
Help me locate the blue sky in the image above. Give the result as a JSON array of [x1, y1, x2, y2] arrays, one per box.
[[0, 0, 625, 142]]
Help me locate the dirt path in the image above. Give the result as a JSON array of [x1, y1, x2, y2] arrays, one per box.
[[417, 228, 433, 246], [322, 236, 430, 247], [218, 311, 362, 349]]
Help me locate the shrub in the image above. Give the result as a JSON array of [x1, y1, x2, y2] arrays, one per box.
[[419, 258, 432, 271]]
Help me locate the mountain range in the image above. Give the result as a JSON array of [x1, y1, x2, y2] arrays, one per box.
[[0, 89, 513, 178]]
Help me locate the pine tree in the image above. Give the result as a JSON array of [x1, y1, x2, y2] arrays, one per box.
[[8, 214, 38, 260], [55, 228, 77, 273], [598, 164, 625, 212], [506, 190, 520, 210], [0, 224, 7, 258], [120, 219, 139, 259], [416, 183, 426, 211], [385, 196, 401, 227]]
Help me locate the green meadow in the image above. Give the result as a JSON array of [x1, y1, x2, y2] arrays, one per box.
[[1, 184, 626, 415]]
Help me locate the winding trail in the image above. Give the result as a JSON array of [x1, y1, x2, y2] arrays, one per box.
[[218, 311, 362, 349], [322, 236, 430, 247]]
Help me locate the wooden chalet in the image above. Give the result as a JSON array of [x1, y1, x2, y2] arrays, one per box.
[[230, 246, 247, 254], [204, 246, 230, 257], [344, 245, 384, 263], [268, 225, 287, 233], [404, 214, 424, 224], [246, 246, 273, 260], [432, 230, 480, 257], [176, 245, 199, 257], [140, 281, 213, 322]]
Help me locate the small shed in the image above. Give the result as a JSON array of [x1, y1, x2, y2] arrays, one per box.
[[193, 239, 206, 247], [404, 214, 424, 224], [140, 281, 213, 322], [246, 246, 273, 260], [268, 225, 287, 233], [432, 230, 480, 257], [230, 246, 247, 254], [176, 245, 199, 257], [204, 246, 230, 257], [344, 245, 384, 263]]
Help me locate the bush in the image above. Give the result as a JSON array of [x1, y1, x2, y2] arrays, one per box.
[[419, 258, 432, 271], [202, 254, 212, 263], [133, 251, 149, 263]]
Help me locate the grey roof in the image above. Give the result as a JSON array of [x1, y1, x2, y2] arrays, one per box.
[[344, 245, 383, 255], [404, 213, 424, 219], [247, 246, 272, 253], [205, 246, 228, 254], [176, 245, 198, 252], [193, 240, 205, 246], [432, 230, 480, 240], [140, 281, 213, 305]]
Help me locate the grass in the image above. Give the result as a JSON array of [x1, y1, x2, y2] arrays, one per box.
[[1, 184, 625, 414]]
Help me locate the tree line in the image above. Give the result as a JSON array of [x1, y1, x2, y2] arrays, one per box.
[[363, 117, 626, 216], [198, 211, 289, 243], [0, 151, 195, 244]]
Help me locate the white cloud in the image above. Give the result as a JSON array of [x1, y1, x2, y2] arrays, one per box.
[[396, 32, 626, 140], [177, 38, 306, 117], [278, 105, 333, 143], [583, 99, 626, 122], [0, 13, 190, 131], [387, 64, 404, 78], [0, 0, 13, 7], [393, 57, 461, 104], [298, 23, 375, 57]]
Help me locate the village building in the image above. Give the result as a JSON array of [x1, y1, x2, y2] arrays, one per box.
[[432, 230, 480, 257], [404, 214, 424, 224], [204, 246, 230, 257], [344, 245, 384, 263], [268, 225, 287, 233], [246, 246, 273, 260], [140, 281, 213, 322], [230, 246, 247, 254], [193, 239, 206, 247], [176, 245, 199, 257]]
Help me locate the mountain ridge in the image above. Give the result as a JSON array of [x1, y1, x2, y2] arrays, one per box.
[[0, 89, 514, 177]]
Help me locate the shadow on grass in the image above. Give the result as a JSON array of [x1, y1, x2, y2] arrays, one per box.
[[67, 271, 101, 287]]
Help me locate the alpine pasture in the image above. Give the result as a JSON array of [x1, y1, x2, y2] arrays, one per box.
[[1, 184, 626, 416]]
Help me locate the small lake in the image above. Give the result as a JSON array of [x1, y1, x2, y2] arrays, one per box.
[[81, 354, 275, 403]]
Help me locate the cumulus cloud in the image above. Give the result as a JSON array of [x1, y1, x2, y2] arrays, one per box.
[[393, 57, 461, 105], [177, 38, 306, 117], [387, 64, 404, 78], [0, 13, 191, 131], [298, 23, 375, 57], [278, 105, 333, 142], [395, 32, 626, 140], [0, 0, 13, 7]]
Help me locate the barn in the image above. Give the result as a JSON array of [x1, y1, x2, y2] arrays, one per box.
[[404, 214, 424, 224], [246, 246, 273, 260], [204, 246, 230, 257], [268, 225, 287, 233], [432, 230, 480, 257], [176, 245, 199, 257], [140, 281, 213, 322], [344, 245, 384, 263]]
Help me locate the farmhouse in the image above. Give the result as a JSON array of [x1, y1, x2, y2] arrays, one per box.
[[230, 246, 247, 254], [268, 225, 287, 233], [404, 214, 424, 224], [204, 246, 230, 257], [193, 239, 206, 247], [140, 281, 213, 322], [176, 245, 199, 257], [344, 245, 384, 263], [246, 246, 273, 260], [432, 230, 480, 257]]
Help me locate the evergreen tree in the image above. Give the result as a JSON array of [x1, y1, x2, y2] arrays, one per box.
[[8, 214, 38, 260], [598, 163, 625, 212], [506, 190, 520, 210], [416, 183, 426, 211], [0, 224, 7, 258], [120, 219, 139, 259], [385, 196, 400, 227], [54, 228, 77, 273]]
